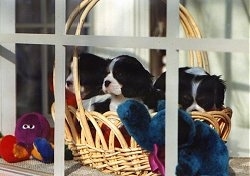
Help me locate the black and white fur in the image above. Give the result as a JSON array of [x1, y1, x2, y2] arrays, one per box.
[[152, 67, 226, 112], [102, 55, 161, 111], [153, 71, 166, 96], [179, 67, 226, 112], [66, 52, 111, 112]]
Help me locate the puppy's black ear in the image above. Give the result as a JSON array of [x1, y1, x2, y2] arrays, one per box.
[[178, 68, 195, 110], [199, 75, 226, 110], [112, 55, 153, 98], [213, 75, 226, 109], [105, 58, 112, 66], [154, 72, 166, 93], [78, 53, 109, 86], [141, 72, 166, 111], [121, 69, 153, 98]]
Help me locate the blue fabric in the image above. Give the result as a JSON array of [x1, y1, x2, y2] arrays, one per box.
[[33, 138, 54, 163], [117, 99, 229, 176]]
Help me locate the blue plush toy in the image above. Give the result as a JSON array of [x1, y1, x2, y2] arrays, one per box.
[[117, 99, 229, 176]]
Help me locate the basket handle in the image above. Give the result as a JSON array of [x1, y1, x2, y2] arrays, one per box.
[[68, 0, 210, 110], [179, 4, 209, 72]]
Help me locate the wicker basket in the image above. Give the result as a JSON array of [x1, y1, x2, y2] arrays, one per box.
[[51, 1, 232, 175]]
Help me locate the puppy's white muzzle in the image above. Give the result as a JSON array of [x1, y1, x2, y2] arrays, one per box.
[[102, 73, 122, 96]]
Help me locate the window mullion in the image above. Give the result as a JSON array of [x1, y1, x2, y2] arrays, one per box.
[[166, 1, 180, 175], [54, 0, 66, 175]]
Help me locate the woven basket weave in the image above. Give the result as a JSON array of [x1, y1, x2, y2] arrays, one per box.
[[51, 1, 232, 175]]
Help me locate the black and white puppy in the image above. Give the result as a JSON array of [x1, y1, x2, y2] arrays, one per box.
[[102, 55, 160, 111], [179, 67, 226, 112], [66, 52, 111, 112]]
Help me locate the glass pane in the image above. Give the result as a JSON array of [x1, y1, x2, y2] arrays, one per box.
[[16, 0, 55, 34], [16, 44, 55, 118], [15, 0, 88, 117], [16, 0, 42, 24], [150, 0, 166, 37], [181, 0, 249, 39], [66, 0, 89, 35], [64, 0, 150, 37]]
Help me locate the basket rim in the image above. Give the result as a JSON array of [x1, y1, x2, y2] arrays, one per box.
[[190, 106, 232, 141]]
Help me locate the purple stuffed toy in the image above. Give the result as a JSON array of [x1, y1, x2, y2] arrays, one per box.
[[15, 112, 54, 163], [15, 112, 51, 150]]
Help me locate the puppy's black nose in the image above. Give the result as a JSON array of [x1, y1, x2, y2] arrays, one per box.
[[66, 81, 73, 86], [104, 80, 111, 87]]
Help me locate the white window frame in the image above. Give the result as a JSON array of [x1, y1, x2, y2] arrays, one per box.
[[0, 0, 249, 175], [0, 0, 16, 135]]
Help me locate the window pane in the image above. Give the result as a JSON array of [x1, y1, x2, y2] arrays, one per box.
[[16, 0, 55, 34], [182, 0, 249, 39], [16, 44, 55, 117], [16, 0, 42, 24]]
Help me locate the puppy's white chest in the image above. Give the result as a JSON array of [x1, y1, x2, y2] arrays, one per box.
[[83, 94, 111, 111], [109, 96, 125, 111]]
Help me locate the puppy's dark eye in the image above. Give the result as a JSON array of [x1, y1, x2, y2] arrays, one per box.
[[104, 80, 111, 87], [196, 95, 214, 111], [183, 94, 193, 102], [179, 94, 193, 108], [113, 70, 123, 78], [66, 81, 73, 86], [196, 96, 206, 103]]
